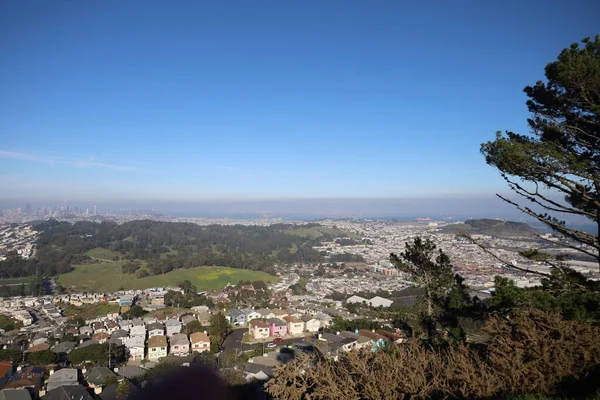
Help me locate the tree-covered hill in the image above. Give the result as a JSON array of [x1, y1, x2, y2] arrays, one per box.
[[0, 220, 353, 279], [438, 218, 538, 238]]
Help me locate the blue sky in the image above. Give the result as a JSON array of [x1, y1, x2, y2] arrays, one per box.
[[1, 0, 599, 203]]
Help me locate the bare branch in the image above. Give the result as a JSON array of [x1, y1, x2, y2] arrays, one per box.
[[457, 231, 550, 277]]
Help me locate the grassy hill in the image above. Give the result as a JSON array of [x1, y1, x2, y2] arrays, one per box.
[[57, 263, 277, 293]]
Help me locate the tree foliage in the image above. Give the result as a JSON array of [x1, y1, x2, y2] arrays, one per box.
[[28, 349, 58, 365], [390, 237, 455, 317], [67, 343, 125, 366], [481, 35, 600, 270], [208, 312, 231, 350], [266, 310, 600, 399]]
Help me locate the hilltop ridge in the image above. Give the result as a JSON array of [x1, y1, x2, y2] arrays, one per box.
[[438, 218, 538, 238]]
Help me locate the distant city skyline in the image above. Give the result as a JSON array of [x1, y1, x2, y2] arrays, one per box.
[[2, 1, 599, 201]]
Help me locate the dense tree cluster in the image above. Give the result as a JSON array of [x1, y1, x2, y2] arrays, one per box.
[[0, 220, 348, 278], [67, 342, 126, 366]]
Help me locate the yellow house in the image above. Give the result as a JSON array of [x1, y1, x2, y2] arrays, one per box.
[[147, 335, 168, 361], [283, 316, 304, 335]]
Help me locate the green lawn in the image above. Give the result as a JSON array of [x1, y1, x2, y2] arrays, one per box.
[[58, 263, 278, 293], [85, 247, 122, 261], [0, 277, 33, 286], [160, 248, 179, 260], [284, 226, 361, 239]]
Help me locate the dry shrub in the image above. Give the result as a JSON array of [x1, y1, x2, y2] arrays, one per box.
[[265, 310, 600, 399]]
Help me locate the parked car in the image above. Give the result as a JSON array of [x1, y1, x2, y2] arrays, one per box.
[[273, 338, 283, 344], [266, 343, 277, 348]]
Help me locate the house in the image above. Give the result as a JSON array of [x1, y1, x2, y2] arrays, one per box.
[[0, 388, 33, 400], [169, 334, 189, 357], [267, 318, 287, 337], [242, 308, 260, 322], [32, 334, 48, 346], [197, 312, 211, 327], [129, 325, 146, 339], [105, 321, 119, 334], [85, 366, 116, 391], [123, 336, 145, 361], [228, 309, 246, 326], [119, 295, 134, 307], [271, 309, 289, 319], [368, 296, 394, 308], [180, 315, 195, 326], [92, 322, 105, 333], [357, 330, 387, 351], [248, 320, 270, 340], [109, 330, 129, 345], [165, 320, 182, 337], [330, 337, 358, 354], [3, 366, 44, 390], [300, 315, 320, 332], [114, 366, 147, 380], [283, 316, 304, 335], [345, 295, 368, 304], [79, 326, 93, 336], [51, 342, 76, 361], [257, 309, 275, 319], [91, 332, 109, 344], [147, 336, 168, 361], [190, 332, 210, 353], [45, 368, 78, 391], [146, 323, 164, 338], [118, 320, 132, 332], [314, 312, 333, 327], [25, 343, 50, 353], [43, 386, 94, 400]]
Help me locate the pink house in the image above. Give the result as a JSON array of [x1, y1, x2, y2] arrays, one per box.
[[267, 318, 288, 337]]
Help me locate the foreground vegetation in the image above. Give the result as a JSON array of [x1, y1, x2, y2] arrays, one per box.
[[57, 264, 277, 293]]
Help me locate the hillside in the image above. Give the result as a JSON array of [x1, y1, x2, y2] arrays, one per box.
[[438, 219, 538, 238]]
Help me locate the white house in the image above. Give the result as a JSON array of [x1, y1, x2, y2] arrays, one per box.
[[346, 295, 368, 304], [165, 319, 182, 337], [129, 325, 146, 338], [368, 296, 394, 308], [300, 315, 320, 332], [242, 309, 261, 322], [124, 335, 145, 361], [147, 322, 164, 338]]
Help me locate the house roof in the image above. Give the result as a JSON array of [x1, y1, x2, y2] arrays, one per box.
[[146, 322, 164, 331], [169, 333, 189, 346], [115, 366, 147, 379], [229, 309, 244, 317], [319, 333, 342, 343], [42, 385, 94, 400], [46, 369, 78, 391], [0, 361, 12, 377], [266, 318, 286, 327], [271, 309, 288, 316], [283, 316, 302, 324], [147, 335, 167, 348], [299, 314, 316, 322], [0, 389, 33, 400], [165, 319, 181, 327], [85, 366, 116, 386], [25, 343, 50, 353], [92, 332, 109, 341], [249, 320, 269, 328], [190, 332, 209, 344], [52, 342, 76, 354], [110, 329, 128, 339], [358, 330, 385, 341], [77, 340, 100, 349]]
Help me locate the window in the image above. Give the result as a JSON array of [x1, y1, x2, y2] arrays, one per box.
[[152, 348, 156, 352], [161, 347, 165, 350], [174, 346, 179, 349]]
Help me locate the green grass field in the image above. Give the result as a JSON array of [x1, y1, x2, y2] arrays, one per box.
[[0, 277, 33, 286], [58, 263, 278, 293], [85, 247, 122, 261], [285, 226, 361, 239]]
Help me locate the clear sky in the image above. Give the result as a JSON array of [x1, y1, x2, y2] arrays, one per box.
[[1, 0, 599, 204]]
